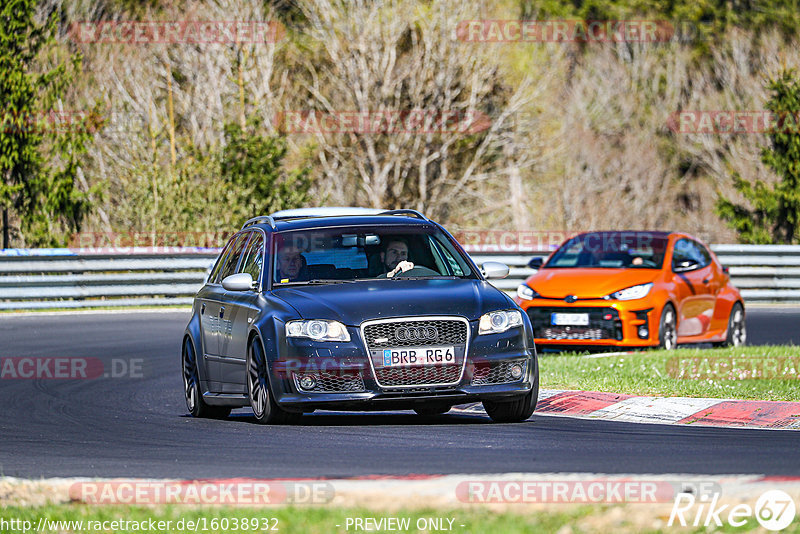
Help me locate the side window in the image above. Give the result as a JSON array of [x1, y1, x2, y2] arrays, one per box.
[[693, 241, 712, 268], [672, 239, 692, 270], [429, 236, 464, 276], [238, 233, 265, 284], [216, 233, 249, 283], [673, 239, 708, 271], [208, 237, 235, 284]]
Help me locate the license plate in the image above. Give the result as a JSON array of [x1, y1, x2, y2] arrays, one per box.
[[382, 346, 455, 367], [551, 312, 589, 326]]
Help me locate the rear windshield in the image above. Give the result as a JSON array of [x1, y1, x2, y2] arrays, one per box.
[[546, 233, 668, 269], [271, 225, 476, 285]]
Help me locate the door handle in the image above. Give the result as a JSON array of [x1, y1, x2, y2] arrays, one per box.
[[201, 303, 206, 314], [219, 307, 225, 318]]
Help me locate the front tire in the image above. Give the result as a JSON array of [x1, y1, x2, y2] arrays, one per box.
[[483, 362, 539, 423], [720, 302, 746, 347], [658, 304, 677, 350], [182, 337, 231, 419], [247, 336, 300, 424]]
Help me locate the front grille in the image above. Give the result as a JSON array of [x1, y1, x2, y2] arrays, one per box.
[[293, 371, 366, 393], [374, 365, 462, 387], [364, 319, 467, 349], [527, 307, 622, 341], [472, 360, 527, 385]]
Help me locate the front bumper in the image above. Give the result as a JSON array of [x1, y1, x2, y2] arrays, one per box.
[[518, 298, 660, 348], [269, 319, 536, 409]]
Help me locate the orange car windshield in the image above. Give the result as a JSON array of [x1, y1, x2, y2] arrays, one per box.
[[546, 233, 668, 269]]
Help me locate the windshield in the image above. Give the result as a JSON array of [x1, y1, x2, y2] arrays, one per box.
[[272, 226, 475, 285], [546, 232, 668, 269]]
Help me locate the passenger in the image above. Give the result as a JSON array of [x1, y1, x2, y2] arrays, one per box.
[[277, 245, 305, 282]]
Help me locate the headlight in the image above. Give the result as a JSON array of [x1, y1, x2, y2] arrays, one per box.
[[285, 320, 350, 342], [608, 283, 653, 301], [516, 284, 537, 300], [479, 309, 523, 335]]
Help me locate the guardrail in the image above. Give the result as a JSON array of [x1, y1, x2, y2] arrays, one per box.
[[1, 245, 799, 309]]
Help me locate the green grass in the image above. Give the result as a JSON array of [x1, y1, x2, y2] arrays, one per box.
[[4, 502, 800, 533], [0, 504, 594, 534], [540, 346, 800, 401]]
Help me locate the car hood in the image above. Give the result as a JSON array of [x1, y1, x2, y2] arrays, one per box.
[[524, 268, 659, 299], [271, 278, 512, 324]]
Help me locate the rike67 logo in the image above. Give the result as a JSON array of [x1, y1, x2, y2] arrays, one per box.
[[669, 489, 796, 531]]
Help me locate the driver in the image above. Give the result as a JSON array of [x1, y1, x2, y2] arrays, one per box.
[[380, 238, 414, 278]]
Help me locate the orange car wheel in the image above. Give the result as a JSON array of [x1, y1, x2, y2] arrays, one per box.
[[658, 304, 677, 350]]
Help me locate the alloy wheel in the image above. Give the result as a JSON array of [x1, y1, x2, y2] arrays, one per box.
[[182, 339, 198, 412], [248, 341, 268, 418]]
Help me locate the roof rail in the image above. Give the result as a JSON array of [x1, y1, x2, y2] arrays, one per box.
[[270, 207, 386, 220], [379, 209, 429, 221], [240, 216, 276, 230]]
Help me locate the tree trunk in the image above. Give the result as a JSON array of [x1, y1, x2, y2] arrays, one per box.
[[2, 207, 9, 249]]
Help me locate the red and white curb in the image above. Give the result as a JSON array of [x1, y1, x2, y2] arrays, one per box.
[[454, 390, 800, 430]]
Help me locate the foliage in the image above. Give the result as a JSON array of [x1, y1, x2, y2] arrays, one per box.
[[518, 0, 800, 43], [110, 121, 311, 238], [716, 69, 800, 244], [221, 119, 312, 223], [0, 0, 94, 247]]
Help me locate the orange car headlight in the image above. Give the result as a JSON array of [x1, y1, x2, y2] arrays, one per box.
[[516, 284, 537, 300], [608, 283, 653, 301]]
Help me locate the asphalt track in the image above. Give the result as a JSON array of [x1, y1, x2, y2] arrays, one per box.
[[0, 308, 798, 479]]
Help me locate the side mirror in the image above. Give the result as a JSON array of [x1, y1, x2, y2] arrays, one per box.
[[673, 259, 699, 273], [222, 272, 255, 291], [481, 261, 509, 280], [527, 257, 544, 270]]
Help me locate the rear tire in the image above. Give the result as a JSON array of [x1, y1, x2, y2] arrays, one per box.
[[719, 302, 746, 347], [247, 336, 301, 425], [658, 304, 677, 350], [483, 361, 539, 423], [182, 338, 231, 419]]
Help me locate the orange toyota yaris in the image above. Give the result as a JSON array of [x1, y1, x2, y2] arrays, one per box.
[[513, 231, 746, 350]]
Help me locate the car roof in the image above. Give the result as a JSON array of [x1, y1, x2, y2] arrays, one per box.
[[572, 230, 673, 239], [240, 208, 436, 233]]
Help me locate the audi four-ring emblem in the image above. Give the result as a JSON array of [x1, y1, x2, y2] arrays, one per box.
[[395, 325, 438, 341]]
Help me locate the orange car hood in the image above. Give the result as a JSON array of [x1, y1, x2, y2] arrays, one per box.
[[525, 268, 659, 299]]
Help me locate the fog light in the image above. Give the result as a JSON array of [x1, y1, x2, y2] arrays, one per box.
[[510, 363, 524, 379], [638, 326, 649, 339], [299, 375, 317, 390]]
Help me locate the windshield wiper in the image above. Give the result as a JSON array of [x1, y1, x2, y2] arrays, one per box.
[[386, 275, 460, 280], [278, 279, 356, 285]]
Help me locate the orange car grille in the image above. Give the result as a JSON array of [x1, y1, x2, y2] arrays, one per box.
[[526, 307, 623, 341]]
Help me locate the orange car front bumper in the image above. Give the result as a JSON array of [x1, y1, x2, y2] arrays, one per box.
[[515, 296, 662, 348]]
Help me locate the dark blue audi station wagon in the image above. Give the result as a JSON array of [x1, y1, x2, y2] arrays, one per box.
[[182, 208, 539, 423]]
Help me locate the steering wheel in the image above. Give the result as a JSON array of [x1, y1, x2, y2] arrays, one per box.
[[392, 266, 441, 278]]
